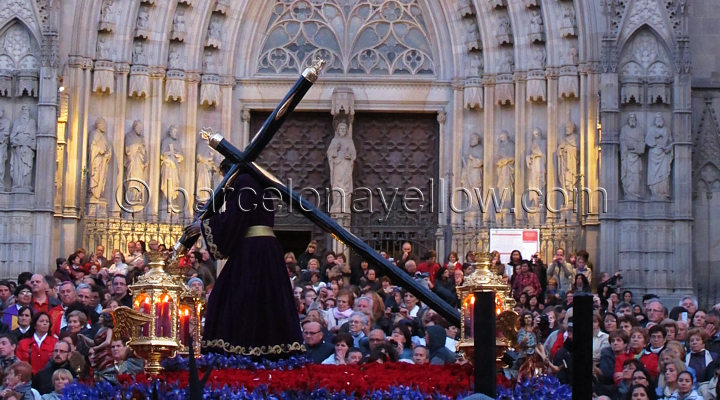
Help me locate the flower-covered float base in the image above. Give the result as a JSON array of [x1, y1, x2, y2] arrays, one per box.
[[62, 354, 571, 399]]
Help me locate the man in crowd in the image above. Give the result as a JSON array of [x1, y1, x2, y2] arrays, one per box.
[[48, 281, 75, 337], [0, 361, 39, 399], [30, 274, 59, 314], [32, 341, 74, 394], [547, 248, 573, 296], [302, 320, 333, 363], [413, 345, 428, 365], [645, 299, 665, 328], [112, 275, 132, 307], [0, 333, 18, 375], [0, 281, 13, 312]]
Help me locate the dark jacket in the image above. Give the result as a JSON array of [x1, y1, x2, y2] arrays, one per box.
[[33, 360, 76, 394], [426, 325, 456, 365], [305, 340, 334, 364]]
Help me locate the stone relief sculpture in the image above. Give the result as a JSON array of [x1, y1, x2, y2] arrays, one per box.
[[10, 105, 36, 191], [195, 147, 217, 203], [168, 47, 182, 70], [89, 117, 112, 201], [560, 5, 577, 37], [98, 0, 114, 31], [529, 11, 544, 43], [496, 16, 513, 45], [0, 109, 10, 184], [160, 125, 184, 205], [620, 113, 645, 199], [557, 121, 578, 192], [526, 128, 546, 192], [327, 121, 356, 213], [463, 133, 483, 191], [646, 113, 673, 200], [171, 9, 186, 41], [124, 120, 148, 204], [96, 35, 112, 60], [532, 47, 546, 69], [496, 131, 515, 202], [206, 17, 222, 48], [135, 7, 150, 38], [464, 19, 481, 52], [132, 41, 147, 65]]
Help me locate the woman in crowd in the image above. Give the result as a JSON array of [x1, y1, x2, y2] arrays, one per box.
[[573, 274, 591, 294], [321, 332, 353, 365], [511, 261, 541, 300], [686, 328, 716, 382], [508, 250, 524, 286], [17, 312, 57, 374], [672, 371, 703, 400], [594, 313, 610, 364], [634, 306, 648, 326], [325, 288, 354, 332], [444, 251, 461, 271], [605, 312, 619, 333], [617, 359, 644, 399], [40, 368, 73, 400], [517, 292, 530, 310], [516, 312, 537, 368], [627, 384, 655, 400], [296, 240, 318, 270], [390, 321, 414, 361], [11, 306, 33, 341], [631, 368, 657, 400], [615, 328, 658, 381], [107, 250, 127, 276], [65, 310, 87, 335], [528, 295, 544, 314], [691, 310, 707, 329], [658, 358, 686, 399]]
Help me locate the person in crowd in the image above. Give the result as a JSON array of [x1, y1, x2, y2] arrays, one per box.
[[597, 330, 628, 391], [672, 370, 703, 400], [593, 313, 610, 364], [530, 252, 547, 298], [397, 242, 417, 274], [547, 248, 573, 296], [40, 368, 73, 400], [444, 251, 462, 272], [16, 312, 57, 374], [346, 347, 364, 365], [660, 319, 678, 342], [390, 322, 413, 361], [573, 274, 591, 294], [32, 341, 74, 395], [10, 307, 32, 342], [516, 312, 537, 369], [0, 334, 18, 376], [321, 332, 353, 365], [680, 297, 699, 317], [0, 361, 40, 399], [686, 328, 717, 383], [507, 250, 524, 286], [605, 312, 619, 333], [511, 261, 541, 300], [2, 286, 31, 332], [425, 325, 456, 365], [630, 368, 657, 400], [692, 310, 708, 330], [297, 241, 319, 271], [111, 275, 132, 308], [619, 316, 639, 335], [48, 282, 75, 338], [51, 260, 71, 285], [302, 320, 333, 363], [347, 312, 368, 348], [325, 288, 354, 332], [107, 251, 128, 277], [574, 252, 592, 286], [658, 358, 686, 399], [412, 345, 429, 365]]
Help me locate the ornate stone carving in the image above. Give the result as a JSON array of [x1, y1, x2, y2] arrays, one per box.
[[0, 0, 36, 28], [464, 19, 482, 52], [128, 65, 149, 97], [257, 0, 435, 76], [195, 146, 218, 203], [489, 0, 506, 9], [559, 47, 578, 99], [98, 0, 115, 32], [496, 16, 513, 45], [327, 119, 356, 213], [132, 41, 147, 65], [0, 108, 10, 184], [529, 11, 544, 43], [165, 70, 185, 103], [463, 133, 483, 190], [526, 128, 546, 204], [557, 121, 578, 193], [458, 0, 475, 17], [160, 125, 184, 205], [559, 5, 577, 38], [331, 87, 355, 116], [526, 70, 546, 103], [496, 74, 514, 106], [531, 46, 546, 70], [496, 131, 515, 201], [171, 9, 186, 41], [621, 0, 669, 43], [135, 6, 150, 39], [96, 35, 112, 60], [89, 117, 112, 202], [206, 16, 223, 49], [694, 100, 720, 191], [523, 0, 539, 7], [646, 113, 673, 200], [0, 71, 11, 96], [620, 113, 645, 199], [200, 74, 220, 107], [10, 105, 36, 191], [215, 0, 230, 14], [16, 69, 37, 97], [464, 78, 483, 109], [619, 30, 671, 105], [92, 60, 114, 94], [466, 52, 483, 77], [124, 120, 148, 204]]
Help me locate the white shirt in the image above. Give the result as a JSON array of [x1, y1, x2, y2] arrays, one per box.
[[34, 332, 48, 348]]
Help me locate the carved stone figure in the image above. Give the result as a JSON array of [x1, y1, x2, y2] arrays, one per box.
[[10, 105, 36, 190], [526, 128, 546, 192], [563, 46, 579, 66], [160, 125, 184, 205], [620, 113, 645, 199], [466, 52, 483, 77], [203, 51, 216, 73], [646, 113, 673, 200], [195, 147, 217, 203], [496, 131, 515, 201], [0, 109, 10, 183], [136, 8, 149, 30], [557, 121, 578, 192], [96, 35, 112, 60], [496, 16, 512, 45], [124, 120, 148, 204], [529, 11, 544, 42], [172, 10, 186, 38], [132, 41, 147, 65], [532, 46, 546, 69], [98, 0, 114, 31], [560, 5, 577, 37], [89, 117, 112, 201], [168, 47, 181, 69], [464, 19, 481, 51], [327, 121, 356, 213], [206, 17, 222, 48], [500, 51, 514, 73], [463, 133, 483, 190]]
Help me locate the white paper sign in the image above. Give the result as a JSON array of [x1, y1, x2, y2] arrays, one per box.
[[489, 229, 540, 264]]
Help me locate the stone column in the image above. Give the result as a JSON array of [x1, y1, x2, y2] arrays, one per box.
[[598, 67, 620, 284], [545, 69, 559, 220], [514, 72, 527, 225], [148, 68, 165, 219], [483, 76, 496, 223], [111, 63, 130, 215], [185, 72, 200, 214]]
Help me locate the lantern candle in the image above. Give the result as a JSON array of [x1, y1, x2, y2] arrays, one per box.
[[178, 307, 191, 346], [134, 295, 152, 336], [155, 294, 172, 337]]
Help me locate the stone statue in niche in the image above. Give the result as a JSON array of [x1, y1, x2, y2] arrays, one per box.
[[89, 117, 112, 202], [463, 133, 484, 191], [496, 131, 515, 201], [466, 52, 483, 77], [160, 125, 184, 206], [532, 46, 546, 69], [195, 146, 217, 203], [136, 8, 149, 30], [132, 41, 147, 65], [646, 113, 673, 200], [203, 51, 216, 73], [562, 46, 578, 66], [168, 47, 182, 69], [500, 51, 514, 73], [529, 11, 544, 42], [124, 120, 148, 204], [496, 16, 512, 45], [557, 121, 578, 192], [98, 0, 114, 31], [172, 9, 186, 40], [206, 17, 222, 48], [96, 35, 112, 60], [0, 109, 10, 184], [560, 5, 577, 37], [526, 127, 546, 192], [464, 19, 481, 52], [10, 105, 37, 191], [620, 113, 645, 199], [327, 120, 356, 213]]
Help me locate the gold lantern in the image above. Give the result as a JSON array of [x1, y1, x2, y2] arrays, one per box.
[[456, 251, 517, 365], [127, 251, 185, 375]]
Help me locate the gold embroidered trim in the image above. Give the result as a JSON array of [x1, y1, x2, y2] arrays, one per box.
[[202, 339, 305, 356], [202, 219, 225, 260]]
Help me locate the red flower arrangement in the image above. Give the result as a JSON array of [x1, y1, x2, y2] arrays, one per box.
[[121, 362, 473, 397]]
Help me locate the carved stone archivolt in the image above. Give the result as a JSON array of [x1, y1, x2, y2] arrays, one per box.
[[619, 30, 672, 105], [0, 23, 40, 98], [257, 0, 435, 76]]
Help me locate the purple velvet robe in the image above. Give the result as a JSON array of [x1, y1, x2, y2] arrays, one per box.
[[200, 173, 303, 358]]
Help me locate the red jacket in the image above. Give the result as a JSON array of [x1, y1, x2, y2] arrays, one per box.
[[613, 350, 659, 383], [48, 305, 65, 337], [17, 334, 58, 374]]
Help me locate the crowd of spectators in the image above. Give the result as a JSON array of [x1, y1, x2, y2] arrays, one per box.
[[0, 239, 718, 400]]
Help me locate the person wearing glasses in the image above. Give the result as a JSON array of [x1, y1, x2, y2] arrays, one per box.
[[32, 340, 75, 394], [2, 286, 32, 331], [302, 320, 333, 363]]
